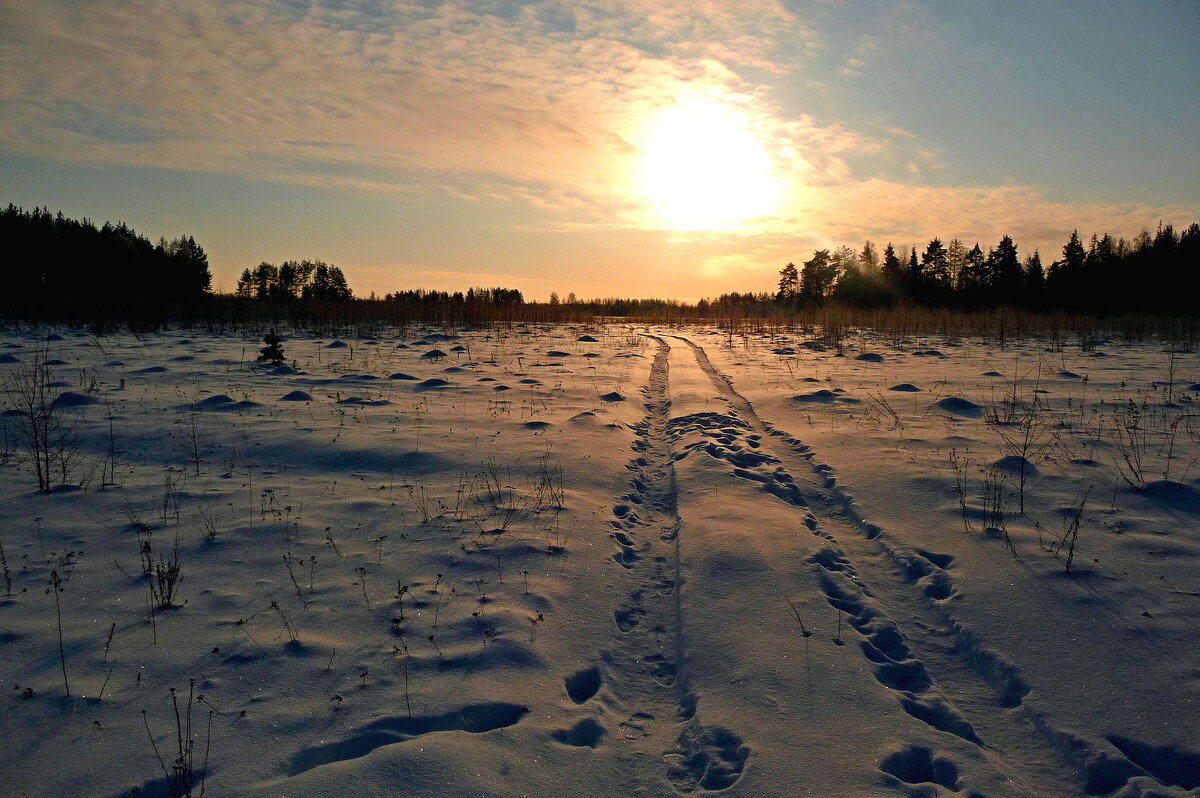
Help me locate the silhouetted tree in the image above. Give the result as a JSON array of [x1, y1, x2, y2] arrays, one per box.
[[777, 262, 799, 303], [988, 235, 1022, 304], [258, 329, 285, 365], [800, 250, 839, 303], [1024, 250, 1045, 306], [920, 238, 952, 301], [881, 243, 904, 286]]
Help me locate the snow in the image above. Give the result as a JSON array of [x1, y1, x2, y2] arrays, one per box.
[[1, 324, 1199, 798]]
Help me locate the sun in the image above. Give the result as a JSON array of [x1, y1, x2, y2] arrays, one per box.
[[637, 97, 779, 230]]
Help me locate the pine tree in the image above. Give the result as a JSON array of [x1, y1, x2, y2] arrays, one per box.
[[799, 250, 839, 303], [881, 243, 903, 283], [258, 330, 285, 365], [988, 235, 1022, 303], [1060, 229, 1086, 272], [920, 238, 951, 297], [906, 247, 920, 296], [777, 262, 799, 302], [1024, 250, 1045, 305]]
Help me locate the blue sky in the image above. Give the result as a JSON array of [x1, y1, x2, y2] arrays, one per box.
[[2, 0, 1197, 299]]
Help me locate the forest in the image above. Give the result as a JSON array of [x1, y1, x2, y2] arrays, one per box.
[[2, 205, 1198, 329]]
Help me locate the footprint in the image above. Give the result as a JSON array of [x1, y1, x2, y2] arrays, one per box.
[[612, 531, 635, 547], [613, 546, 641, 568], [817, 572, 981, 746], [879, 745, 961, 791], [899, 696, 983, 746], [565, 665, 602, 704], [914, 548, 955, 569], [615, 592, 647, 631], [287, 703, 527, 775], [807, 547, 854, 574], [665, 722, 750, 792], [643, 653, 676, 685], [552, 718, 606, 748], [619, 711, 655, 740]]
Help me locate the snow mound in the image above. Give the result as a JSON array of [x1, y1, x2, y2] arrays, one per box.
[[183, 395, 262, 412], [547, 350, 572, 357], [855, 352, 885, 362], [416, 378, 454, 390], [932, 396, 983, 417], [524, 420, 553, 430], [577, 334, 599, 342], [421, 349, 448, 359], [1186, 383, 1200, 392], [286, 703, 527, 776], [600, 392, 626, 402], [337, 396, 392, 406], [389, 372, 419, 380], [1058, 370, 1081, 378], [200, 394, 235, 405], [324, 340, 349, 348], [982, 371, 1003, 377], [993, 455, 1038, 474], [130, 365, 168, 373], [0, 354, 19, 363], [269, 365, 299, 375], [792, 389, 859, 404], [1140, 480, 1200, 510], [772, 347, 796, 355], [889, 383, 922, 392], [280, 390, 313, 401], [45, 333, 65, 341], [52, 391, 98, 407]]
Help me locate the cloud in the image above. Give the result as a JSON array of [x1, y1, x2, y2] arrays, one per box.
[[0, 1, 817, 202], [1, 0, 1193, 268]]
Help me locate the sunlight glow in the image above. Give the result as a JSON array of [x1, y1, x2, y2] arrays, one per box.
[[637, 97, 780, 230]]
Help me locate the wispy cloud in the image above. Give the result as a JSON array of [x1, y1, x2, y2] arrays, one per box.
[[1, 0, 1193, 282], [0, 1, 817, 202]]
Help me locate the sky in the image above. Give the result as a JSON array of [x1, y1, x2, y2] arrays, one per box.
[[2, 0, 1198, 300]]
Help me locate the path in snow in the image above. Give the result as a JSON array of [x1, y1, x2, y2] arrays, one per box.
[[598, 335, 750, 796], [665, 333, 1146, 796]]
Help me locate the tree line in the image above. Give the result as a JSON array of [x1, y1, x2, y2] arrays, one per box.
[[235, 260, 353, 301], [773, 222, 1200, 313], [4, 205, 1197, 328], [1, 205, 211, 326]]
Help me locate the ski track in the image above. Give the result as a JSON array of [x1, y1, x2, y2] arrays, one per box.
[[657, 333, 1167, 798], [598, 336, 750, 797]]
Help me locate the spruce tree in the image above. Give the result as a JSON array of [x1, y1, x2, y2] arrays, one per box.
[[258, 329, 285, 366]]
